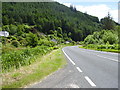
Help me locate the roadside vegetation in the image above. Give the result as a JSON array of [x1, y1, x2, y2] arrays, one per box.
[[80, 14, 120, 53], [2, 47, 66, 88], [2, 46, 58, 72]]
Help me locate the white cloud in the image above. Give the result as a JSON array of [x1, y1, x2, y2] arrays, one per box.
[[62, 3, 118, 22], [76, 4, 110, 18]]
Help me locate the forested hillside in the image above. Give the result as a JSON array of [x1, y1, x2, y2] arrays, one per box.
[[2, 2, 101, 41]]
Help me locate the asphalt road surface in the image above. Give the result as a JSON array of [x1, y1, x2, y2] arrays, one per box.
[[28, 46, 118, 88]]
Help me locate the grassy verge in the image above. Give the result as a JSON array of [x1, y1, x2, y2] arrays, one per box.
[[79, 45, 120, 53], [2, 48, 66, 88]]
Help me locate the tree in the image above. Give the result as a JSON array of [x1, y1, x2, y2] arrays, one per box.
[[70, 5, 77, 12], [9, 18, 15, 24], [57, 27, 63, 38], [73, 6, 77, 12], [3, 16, 9, 25], [9, 24, 18, 35], [100, 12, 115, 30], [84, 35, 96, 44], [17, 16, 23, 24]]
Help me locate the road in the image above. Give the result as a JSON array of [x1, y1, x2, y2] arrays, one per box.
[[28, 46, 118, 88]]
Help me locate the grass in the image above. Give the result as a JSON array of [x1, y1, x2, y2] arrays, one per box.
[[79, 45, 120, 53], [2, 48, 66, 88]]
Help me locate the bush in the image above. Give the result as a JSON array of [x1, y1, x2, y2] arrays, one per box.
[[26, 33, 38, 47], [38, 39, 56, 47], [11, 40, 20, 47], [84, 30, 118, 45]]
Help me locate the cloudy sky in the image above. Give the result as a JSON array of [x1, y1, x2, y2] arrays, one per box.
[[55, 0, 119, 22]]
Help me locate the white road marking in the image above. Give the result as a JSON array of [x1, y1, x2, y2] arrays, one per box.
[[85, 76, 96, 87], [97, 55, 118, 62], [76, 67, 82, 72], [62, 49, 76, 65]]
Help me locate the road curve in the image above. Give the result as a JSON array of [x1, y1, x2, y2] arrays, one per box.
[[27, 46, 118, 88]]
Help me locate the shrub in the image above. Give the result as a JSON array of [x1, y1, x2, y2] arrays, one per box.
[[11, 40, 20, 47], [84, 30, 118, 45], [26, 33, 38, 47]]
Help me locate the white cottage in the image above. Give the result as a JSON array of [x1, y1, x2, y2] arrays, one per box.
[[0, 31, 9, 37]]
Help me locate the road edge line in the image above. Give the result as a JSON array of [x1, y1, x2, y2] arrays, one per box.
[[62, 49, 76, 65]]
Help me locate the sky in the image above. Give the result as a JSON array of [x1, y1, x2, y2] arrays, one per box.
[[54, 0, 119, 22]]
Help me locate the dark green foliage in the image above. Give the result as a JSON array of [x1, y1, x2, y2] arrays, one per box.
[[3, 16, 9, 25], [2, 2, 101, 41]]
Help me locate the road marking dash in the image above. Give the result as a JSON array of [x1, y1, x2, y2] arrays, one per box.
[[85, 76, 96, 87], [62, 49, 75, 65], [76, 67, 82, 72]]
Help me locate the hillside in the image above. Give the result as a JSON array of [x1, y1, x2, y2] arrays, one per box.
[[2, 2, 101, 41]]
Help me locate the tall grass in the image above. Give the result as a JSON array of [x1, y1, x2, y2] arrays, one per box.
[[2, 46, 57, 72]]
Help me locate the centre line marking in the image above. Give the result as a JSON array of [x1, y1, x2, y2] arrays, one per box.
[[85, 76, 96, 87], [62, 49, 76, 65], [76, 67, 82, 72]]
